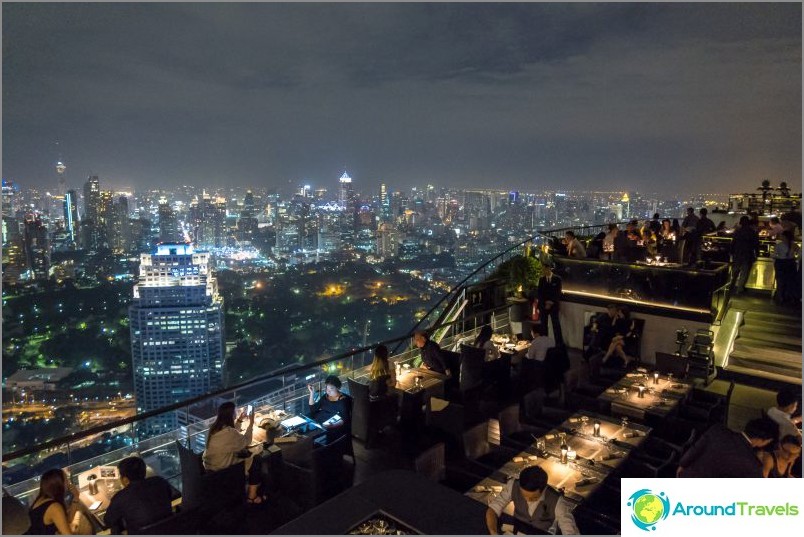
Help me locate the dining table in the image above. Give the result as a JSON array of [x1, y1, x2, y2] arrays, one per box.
[[597, 370, 693, 420]]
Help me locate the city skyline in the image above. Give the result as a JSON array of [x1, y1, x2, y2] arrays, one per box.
[[3, 3, 801, 196]]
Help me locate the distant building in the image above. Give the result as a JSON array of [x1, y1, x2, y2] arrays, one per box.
[[129, 243, 224, 436], [375, 223, 399, 259], [158, 198, 180, 243], [5, 367, 73, 391]]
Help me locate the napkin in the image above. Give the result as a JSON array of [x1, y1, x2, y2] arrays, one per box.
[[430, 398, 450, 412], [575, 477, 599, 488]]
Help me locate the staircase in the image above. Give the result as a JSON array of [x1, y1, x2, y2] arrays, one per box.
[[725, 308, 802, 388]]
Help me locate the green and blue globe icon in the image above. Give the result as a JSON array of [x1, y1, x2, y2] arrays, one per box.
[[628, 489, 670, 531]]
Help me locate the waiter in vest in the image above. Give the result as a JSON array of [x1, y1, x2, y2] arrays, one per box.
[[486, 465, 579, 535]]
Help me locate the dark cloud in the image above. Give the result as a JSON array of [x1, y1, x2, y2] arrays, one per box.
[[2, 3, 800, 196]]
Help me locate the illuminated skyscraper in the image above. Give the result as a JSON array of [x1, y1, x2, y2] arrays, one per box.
[[129, 243, 224, 436], [82, 176, 101, 249], [158, 198, 180, 243], [63, 190, 79, 243], [338, 172, 353, 207]]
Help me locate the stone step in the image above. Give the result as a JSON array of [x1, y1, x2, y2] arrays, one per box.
[[737, 330, 802, 349], [743, 310, 802, 325], [729, 351, 802, 380], [723, 363, 803, 386], [730, 344, 802, 367], [740, 318, 802, 336]]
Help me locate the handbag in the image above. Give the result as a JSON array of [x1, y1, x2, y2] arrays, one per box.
[[531, 300, 540, 322]]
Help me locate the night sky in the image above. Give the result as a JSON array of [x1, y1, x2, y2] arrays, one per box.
[[2, 2, 801, 196]]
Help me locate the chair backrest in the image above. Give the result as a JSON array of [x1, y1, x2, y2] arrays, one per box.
[[462, 421, 491, 460], [626, 318, 646, 359], [175, 440, 205, 511], [459, 344, 485, 392], [139, 509, 200, 535], [442, 349, 461, 376], [347, 378, 371, 442], [200, 460, 246, 512], [722, 381, 736, 425], [654, 352, 689, 378], [497, 404, 523, 437], [414, 442, 446, 482]]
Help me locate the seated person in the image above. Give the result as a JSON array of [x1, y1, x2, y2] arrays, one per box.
[[600, 305, 637, 368], [761, 435, 802, 478], [368, 345, 396, 401], [767, 389, 802, 440], [584, 304, 618, 360], [563, 230, 586, 258], [27, 469, 84, 535], [413, 330, 449, 375], [474, 325, 500, 361], [525, 323, 554, 363], [104, 456, 173, 534], [308, 375, 352, 441], [485, 465, 579, 535], [203, 402, 265, 504]]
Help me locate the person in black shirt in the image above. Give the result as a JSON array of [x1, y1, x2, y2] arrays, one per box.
[[308, 375, 352, 441], [27, 469, 81, 535], [104, 456, 173, 535], [536, 265, 563, 346], [731, 215, 760, 295], [413, 331, 449, 375]]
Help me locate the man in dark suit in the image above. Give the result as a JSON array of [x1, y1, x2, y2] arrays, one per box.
[[677, 417, 778, 478], [730, 215, 760, 295], [536, 265, 563, 347]]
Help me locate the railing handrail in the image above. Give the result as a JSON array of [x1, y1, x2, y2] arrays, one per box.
[[2, 302, 511, 464]]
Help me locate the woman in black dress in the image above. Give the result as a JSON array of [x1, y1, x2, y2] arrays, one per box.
[[27, 469, 82, 535], [308, 375, 352, 441]]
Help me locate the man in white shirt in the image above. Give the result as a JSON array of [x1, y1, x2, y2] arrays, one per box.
[[486, 465, 579, 535], [564, 231, 587, 259], [526, 323, 554, 363], [767, 389, 802, 440]]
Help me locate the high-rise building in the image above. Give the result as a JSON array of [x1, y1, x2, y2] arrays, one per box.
[[2, 179, 18, 245], [189, 194, 227, 248], [380, 183, 390, 221], [338, 172, 353, 208], [129, 243, 224, 436], [63, 190, 79, 244], [82, 176, 101, 249], [22, 213, 49, 280], [158, 198, 180, 243], [111, 196, 131, 252], [375, 222, 399, 259]]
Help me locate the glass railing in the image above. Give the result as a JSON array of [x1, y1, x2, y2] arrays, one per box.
[[549, 255, 730, 314], [1, 303, 513, 502]]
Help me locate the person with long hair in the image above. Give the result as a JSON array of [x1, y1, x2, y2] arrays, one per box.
[[368, 345, 396, 401], [27, 469, 82, 535], [473, 325, 500, 361], [203, 401, 265, 504], [599, 305, 636, 369], [308, 375, 353, 442], [761, 435, 802, 478]]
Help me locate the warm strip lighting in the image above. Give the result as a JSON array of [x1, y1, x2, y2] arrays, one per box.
[[562, 289, 710, 314]]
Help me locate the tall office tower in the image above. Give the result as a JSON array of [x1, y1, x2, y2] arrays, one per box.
[[190, 195, 227, 248], [55, 161, 67, 197], [158, 198, 180, 243], [129, 243, 224, 436], [379, 183, 390, 221], [338, 172, 353, 208], [82, 176, 101, 249], [213, 198, 227, 247], [2, 179, 17, 245], [375, 222, 399, 259], [98, 191, 115, 248], [23, 213, 50, 280], [111, 196, 131, 252], [63, 190, 79, 243], [236, 191, 258, 243], [621, 192, 630, 220]]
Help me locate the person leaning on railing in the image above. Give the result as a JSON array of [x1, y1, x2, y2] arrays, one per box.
[[730, 215, 760, 296]]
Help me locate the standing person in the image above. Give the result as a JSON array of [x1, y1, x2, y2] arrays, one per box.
[[536, 265, 563, 347], [367, 345, 396, 401], [563, 230, 586, 258], [689, 207, 715, 264], [308, 375, 352, 442], [104, 456, 174, 534], [412, 331, 449, 375], [731, 215, 760, 295], [603, 224, 618, 260], [680, 207, 699, 264], [659, 219, 678, 262], [677, 418, 778, 478], [768, 217, 784, 239], [649, 213, 662, 235], [27, 469, 83, 535], [203, 402, 265, 504], [485, 465, 578, 535], [773, 230, 799, 305]]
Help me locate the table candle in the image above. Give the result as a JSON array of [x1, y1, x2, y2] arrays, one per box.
[[593, 420, 601, 437], [653, 372, 659, 385], [638, 385, 646, 398]]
